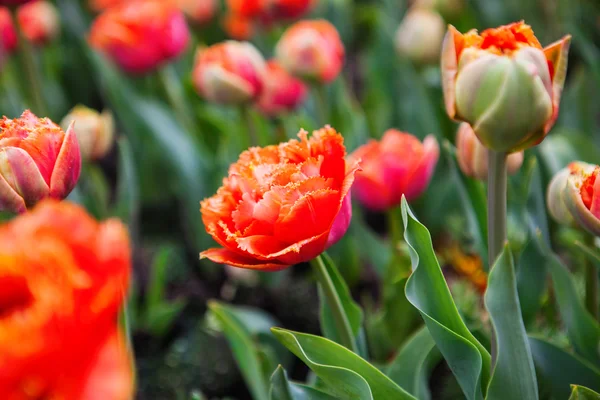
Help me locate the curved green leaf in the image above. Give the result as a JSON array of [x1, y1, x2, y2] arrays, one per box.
[[386, 326, 441, 400], [529, 337, 600, 399], [269, 365, 337, 400], [209, 302, 270, 400], [484, 245, 538, 400], [401, 197, 490, 400], [516, 235, 548, 326], [271, 328, 416, 400], [569, 385, 600, 400]]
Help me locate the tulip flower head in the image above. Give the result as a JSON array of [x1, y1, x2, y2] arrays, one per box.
[[548, 162, 600, 236], [223, 12, 254, 40], [257, 60, 307, 117], [0, 110, 81, 214], [456, 122, 524, 181], [193, 40, 267, 104], [17, 0, 60, 46], [200, 126, 359, 270], [442, 21, 570, 153], [176, 0, 216, 24], [227, 0, 315, 21], [349, 129, 439, 211], [89, 0, 190, 74], [275, 19, 344, 84], [0, 200, 133, 399], [394, 8, 445, 65], [61, 105, 115, 161], [0, 7, 17, 57]]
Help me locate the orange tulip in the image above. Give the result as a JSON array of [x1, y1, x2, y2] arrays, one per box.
[[89, 0, 190, 74], [0, 7, 16, 56], [16, 0, 60, 46], [176, 0, 216, 24], [441, 21, 570, 152], [200, 126, 359, 270], [226, 0, 314, 21], [192, 41, 266, 104], [88, 0, 123, 11], [257, 60, 307, 117], [222, 12, 255, 40], [275, 19, 344, 83], [0, 110, 81, 214], [349, 129, 439, 211], [0, 200, 133, 399]]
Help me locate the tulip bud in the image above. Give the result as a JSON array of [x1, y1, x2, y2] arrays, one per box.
[[349, 129, 439, 211], [546, 165, 575, 226], [275, 19, 344, 84], [394, 8, 445, 65], [563, 162, 600, 236], [0, 110, 81, 213], [89, 0, 190, 74], [176, 0, 216, 25], [61, 105, 115, 161], [442, 22, 571, 153], [192, 41, 266, 104], [456, 122, 523, 180], [222, 12, 254, 40], [257, 60, 307, 117], [413, 0, 464, 18], [0, 8, 17, 56], [17, 1, 60, 46]]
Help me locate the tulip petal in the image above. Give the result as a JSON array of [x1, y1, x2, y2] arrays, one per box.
[[200, 247, 289, 270], [326, 192, 352, 247], [543, 35, 571, 132], [441, 25, 462, 119], [403, 135, 440, 201], [0, 147, 50, 209], [50, 123, 81, 199], [565, 169, 600, 236], [0, 170, 26, 213], [78, 330, 134, 400], [590, 170, 600, 220]]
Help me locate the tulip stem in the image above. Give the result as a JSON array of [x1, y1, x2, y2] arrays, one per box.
[[310, 254, 357, 353], [12, 8, 48, 116], [312, 84, 329, 126], [240, 106, 259, 147], [585, 249, 599, 319], [158, 65, 196, 136], [487, 150, 507, 366]]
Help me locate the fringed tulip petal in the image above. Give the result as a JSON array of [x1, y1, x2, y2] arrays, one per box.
[[49, 123, 81, 199], [201, 247, 290, 270]]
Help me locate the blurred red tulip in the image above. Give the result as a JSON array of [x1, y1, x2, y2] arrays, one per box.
[[350, 129, 439, 211], [192, 40, 266, 104], [89, 0, 190, 74], [222, 11, 254, 40], [275, 19, 344, 83], [0, 7, 17, 55], [177, 0, 216, 24], [0, 0, 33, 5], [200, 126, 359, 270], [0, 200, 133, 399], [257, 60, 307, 117], [0, 110, 81, 214], [17, 0, 60, 46]]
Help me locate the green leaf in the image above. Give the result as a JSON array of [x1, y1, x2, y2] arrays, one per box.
[[209, 302, 270, 400], [569, 385, 600, 400], [516, 235, 548, 326], [112, 137, 139, 227], [269, 366, 337, 400], [386, 326, 441, 400], [546, 251, 600, 364], [271, 328, 416, 400], [401, 197, 490, 400], [529, 337, 600, 399], [319, 253, 364, 351], [484, 245, 538, 400]]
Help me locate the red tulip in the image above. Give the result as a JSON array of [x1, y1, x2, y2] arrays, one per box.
[[89, 0, 190, 74], [350, 129, 439, 211], [17, 0, 60, 46], [0, 7, 17, 55], [257, 60, 307, 117], [200, 126, 359, 270]]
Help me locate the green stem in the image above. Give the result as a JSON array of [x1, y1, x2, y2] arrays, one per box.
[[274, 117, 288, 143], [585, 236, 599, 320], [13, 8, 47, 116], [239, 105, 258, 147], [313, 84, 329, 126], [487, 150, 508, 366], [158, 65, 196, 135], [310, 254, 357, 352], [387, 207, 403, 255]]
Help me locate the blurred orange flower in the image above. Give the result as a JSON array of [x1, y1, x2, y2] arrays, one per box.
[[222, 12, 254, 40], [89, 0, 190, 74], [445, 241, 487, 293], [349, 129, 439, 211], [227, 0, 314, 21], [16, 0, 60, 45], [200, 126, 359, 270], [192, 40, 266, 104], [0, 110, 81, 214], [257, 60, 307, 117], [275, 19, 344, 83], [176, 0, 216, 24], [0, 200, 133, 399], [0, 7, 16, 55]]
